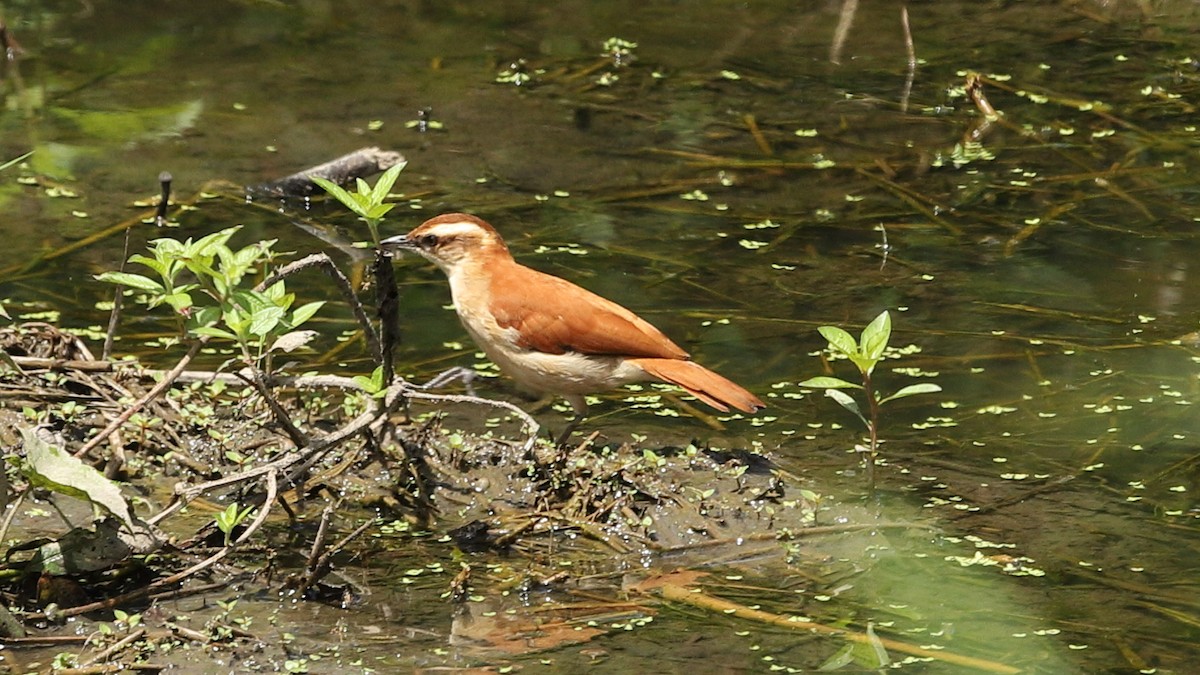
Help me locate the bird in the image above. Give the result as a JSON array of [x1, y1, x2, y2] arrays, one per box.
[[381, 213, 765, 444]]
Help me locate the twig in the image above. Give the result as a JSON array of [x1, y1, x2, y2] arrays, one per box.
[[742, 114, 774, 157], [405, 389, 541, 452], [372, 249, 400, 383], [650, 522, 930, 554], [258, 252, 382, 365], [829, 0, 859, 65], [234, 368, 308, 448], [298, 516, 375, 596], [234, 469, 277, 545], [101, 224, 134, 362], [153, 380, 408, 523], [899, 4, 915, 113], [74, 337, 208, 459], [154, 171, 172, 226], [79, 628, 146, 667], [645, 577, 1020, 674], [248, 147, 405, 198]]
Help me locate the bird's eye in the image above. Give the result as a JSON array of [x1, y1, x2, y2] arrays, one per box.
[[418, 234, 438, 248]]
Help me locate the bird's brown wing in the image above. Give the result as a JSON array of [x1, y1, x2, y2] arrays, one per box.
[[489, 261, 690, 360]]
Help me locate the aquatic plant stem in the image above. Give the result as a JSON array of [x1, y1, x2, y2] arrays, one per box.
[[644, 575, 1020, 674], [863, 368, 880, 492]]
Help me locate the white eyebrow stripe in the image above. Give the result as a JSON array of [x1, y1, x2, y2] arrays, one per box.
[[423, 221, 483, 239]]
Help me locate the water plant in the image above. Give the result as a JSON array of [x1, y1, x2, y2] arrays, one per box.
[[800, 310, 941, 490], [95, 227, 324, 368]]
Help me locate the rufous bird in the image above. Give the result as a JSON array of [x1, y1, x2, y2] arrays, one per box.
[[381, 213, 765, 444]]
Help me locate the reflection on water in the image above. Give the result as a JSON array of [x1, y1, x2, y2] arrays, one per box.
[[3, 1, 1200, 671]]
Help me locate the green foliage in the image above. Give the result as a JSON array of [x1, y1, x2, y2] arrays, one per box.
[[95, 227, 324, 363], [312, 161, 407, 246], [214, 502, 255, 546], [800, 311, 941, 489], [351, 365, 387, 397]]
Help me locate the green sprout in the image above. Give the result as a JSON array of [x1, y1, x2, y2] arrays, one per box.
[[311, 161, 406, 247], [214, 502, 256, 546], [800, 310, 941, 491]]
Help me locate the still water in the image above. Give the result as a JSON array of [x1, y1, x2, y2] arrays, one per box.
[[3, 1, 1199, 672]]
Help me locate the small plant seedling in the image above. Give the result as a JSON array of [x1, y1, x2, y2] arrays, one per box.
[[312, 161, 406, 247], [214, 502, 256, 546], [800, 310, 941, 491]]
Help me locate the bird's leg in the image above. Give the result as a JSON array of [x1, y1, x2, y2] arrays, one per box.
[[419, 366, 478, 396], [554, 395, 589, 447]]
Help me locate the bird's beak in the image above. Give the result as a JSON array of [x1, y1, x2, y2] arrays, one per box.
[[379, 234, 414, 254]]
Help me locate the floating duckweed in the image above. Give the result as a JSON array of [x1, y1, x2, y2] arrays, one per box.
[[743, 219, 780, 229], [977, 405, 1017, 414]]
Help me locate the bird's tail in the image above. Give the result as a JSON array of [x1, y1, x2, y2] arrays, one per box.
[[631, 358, 765, 414]]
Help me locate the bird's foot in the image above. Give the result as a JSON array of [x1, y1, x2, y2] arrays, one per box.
[[420, 366, 478, 396]]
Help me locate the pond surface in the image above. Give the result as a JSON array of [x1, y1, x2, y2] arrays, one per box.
[[3, 1, 1200, 672]]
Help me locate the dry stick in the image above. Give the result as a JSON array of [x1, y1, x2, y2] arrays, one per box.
[[74, 337, 208, 459], [405, 389, 541, 452], [298, 516, 375, 597], [899, 4, 915, 113], [742, 114, 774, 157], [0, 489, 27, 548], [829, 0, 858, 64], [650, 522, 929, 554], [235, 368, 308, 448], [303, 505, 336, 580], [78, 628, 146, 668], [259, 253, 382, 365], [652, 581, 1020, 674], [101, 227, 132, 362], [854, 168, 964, 236], [234, 469, 278, 546]]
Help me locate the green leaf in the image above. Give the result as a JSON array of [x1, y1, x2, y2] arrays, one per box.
[[191, 326, 238, 340], [289, 301, 324, 327], [879, 382, 943, 405], [860, 310, 892, 361], [190, 226, 241, 256], [249, 305, 286, 337], [191, 305, 222, 328], [818, 325, 858, 356], [21, 427, 134, 530], [351, 366, 386, 395], [313, 176, 365, 217], [128, 253, 168, 277], [798, 376, 862, 390], [370, 161, 407, 205], [94, 272, 164, 293], [825, 389, 868, 428], [159, 291, 194, 313]]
